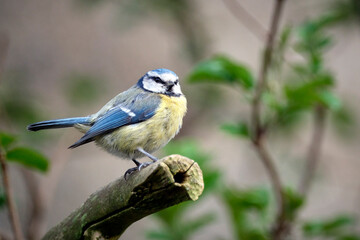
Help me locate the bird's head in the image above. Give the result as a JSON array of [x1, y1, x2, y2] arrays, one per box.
[[138, 68, 182, 97]]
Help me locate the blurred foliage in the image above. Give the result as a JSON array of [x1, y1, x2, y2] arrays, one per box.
[[120, 0, 208, 62], [146, 140, 221, 240], [75, 0, 207, 62], [188, 55, 254, 90], [0, 71, 44, 128], [0, 191, 5, 210], [303, 215, 360, 239], [181, 1, 359, 240], [0, 132, 49, 173], [0, 132, 17, 151], [221, 121, 250, 139], [282, 188, 304, 221], [64, 72, 105, 107], [222, 187, 270, 240], [328, 0, 360, 26], [187, 4, 357, 138], [221, 186, 305, 240]]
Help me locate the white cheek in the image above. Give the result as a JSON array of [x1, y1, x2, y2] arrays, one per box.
[[143, 79, 165, 93], [172, 84, 182, 95]]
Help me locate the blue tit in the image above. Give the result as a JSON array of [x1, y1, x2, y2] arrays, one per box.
[[28, 68, 187, 177]]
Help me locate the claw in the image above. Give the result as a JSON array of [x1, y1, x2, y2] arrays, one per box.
[[124, 161, 154, 180]]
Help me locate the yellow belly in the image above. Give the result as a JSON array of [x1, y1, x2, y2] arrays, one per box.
[[96, 95, 187, 159]]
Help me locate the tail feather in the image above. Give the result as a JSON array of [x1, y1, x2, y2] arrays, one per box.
[[27, 117, 90, 131]]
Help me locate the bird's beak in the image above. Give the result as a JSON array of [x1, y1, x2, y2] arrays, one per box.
[[165, 82, 175, 87], [165, 82, 175, 91]]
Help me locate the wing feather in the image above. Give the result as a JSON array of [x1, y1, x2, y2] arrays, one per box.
[[69, 91, 160, 148]]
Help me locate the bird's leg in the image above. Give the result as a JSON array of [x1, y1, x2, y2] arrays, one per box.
[[136, 147, 158, 162], [132, 159, 142, 167]]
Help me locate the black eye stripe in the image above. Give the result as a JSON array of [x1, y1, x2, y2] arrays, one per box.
[[153, 76, 165, 84]]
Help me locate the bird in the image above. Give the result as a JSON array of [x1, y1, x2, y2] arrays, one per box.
[[27, 68, 187, 177]]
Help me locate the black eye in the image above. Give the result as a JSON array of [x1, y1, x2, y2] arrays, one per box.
[[153, 77, 164, 84], [174, 79, 179, 84]]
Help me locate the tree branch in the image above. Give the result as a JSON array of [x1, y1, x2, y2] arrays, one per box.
[[0, 151, 25, 240], [252, 0, 286, 138], [222, 0, 267, 41], [250, 0, 287, 239], [21, 169, 46, 240], [42, 155, 204, 240], [0, 33, 9, 80], [298, 105, 326, 196]]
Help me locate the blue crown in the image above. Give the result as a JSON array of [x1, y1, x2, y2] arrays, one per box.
[[148, 68, 177, 76]]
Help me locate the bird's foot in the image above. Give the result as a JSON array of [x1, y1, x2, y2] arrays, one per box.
[[124, 161, 154, 180]]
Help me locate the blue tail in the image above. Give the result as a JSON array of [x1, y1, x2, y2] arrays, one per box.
[[27, 117, 90, 131]]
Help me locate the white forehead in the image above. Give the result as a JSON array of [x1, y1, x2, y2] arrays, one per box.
[[147, 71, 178, 82]]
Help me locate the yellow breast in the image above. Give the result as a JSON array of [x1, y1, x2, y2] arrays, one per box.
[[156, 94, 187, 137]]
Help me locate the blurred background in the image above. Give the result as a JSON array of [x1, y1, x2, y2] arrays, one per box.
[[0, 0, 359, 239]]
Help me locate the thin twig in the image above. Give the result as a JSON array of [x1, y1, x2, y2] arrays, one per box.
[[0, 230, 12, 240], [222, 0, 267, 41], [252, 0, 286, 140], [0, 33, 9, 81], [253, 139, 284, 208], [298, 105, 326, 196], [22, 132, 73, 240], [21, 169, 46, 240], [0, 151, 25, 240], [250, 0, 287, 239]]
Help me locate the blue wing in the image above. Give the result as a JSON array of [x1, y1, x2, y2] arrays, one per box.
[[69, 92, 161, 148]]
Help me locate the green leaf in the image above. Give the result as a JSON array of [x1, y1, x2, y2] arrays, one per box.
[[279, 26, 292, 52], [0, 132, 17, 150], [283, 188, 304, 220], [223, 187, 270, 213], [291, 63, 310, 75], [203, 170, 221, 194], [188, 55, 254, 90], [303, 215, 356, 237], [155, 204, 187, 228], [331, 105, 357, 138], [0, 191, 6, 209], [338, 234, 360, 240], [181, 213, 216, 237], [222, 187, 270, 240], [283, 74, 335, 111], [319, 91, 341, 110], [296, 20, 333, 56], [146, 229, 172, 240], [6, 147, 49, 172], [329, 0, 360, 26], [221, 122, 250, 138], [152, 210, 216, 240]]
